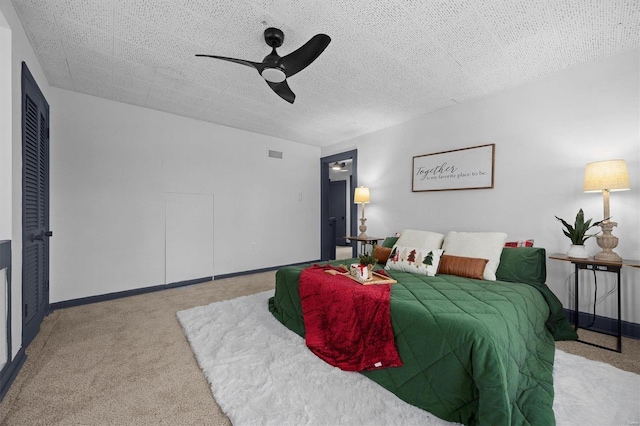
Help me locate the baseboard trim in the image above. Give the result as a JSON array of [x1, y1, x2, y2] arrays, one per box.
[[50, 276, 213, 311], [49, 259, 324, 311], [214, 259, 321, 280], [0, 347, 26, 402], [564, 308, 640, 340]]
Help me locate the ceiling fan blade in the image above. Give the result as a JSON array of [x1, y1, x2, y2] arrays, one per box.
[[267, 80, 296, 104], [195, 54, 265, 73], [280, 34, 331, 77]]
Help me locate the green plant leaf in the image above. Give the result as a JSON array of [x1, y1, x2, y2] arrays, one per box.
[[359, 253, 376, 265], [556, 216, 573, 232], [575, 209, 585, 231], [556, 208, 600, 245]]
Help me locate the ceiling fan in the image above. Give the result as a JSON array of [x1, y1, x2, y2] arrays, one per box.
[[331, 161, 348, 171], [196, 27, 331, 104]]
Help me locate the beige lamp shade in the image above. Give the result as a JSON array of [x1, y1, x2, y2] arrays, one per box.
[[582, 159, 630, 262], [583, 159, 631, 192], [354, 186, 370, 204]]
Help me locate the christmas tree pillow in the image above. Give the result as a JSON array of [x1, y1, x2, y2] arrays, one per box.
[[385, 246, 444, 276], [395, 229, 445, 251]]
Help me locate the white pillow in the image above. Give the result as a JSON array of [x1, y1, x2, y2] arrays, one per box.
[[441, 232, 508, 281], [385, 246, 444, 277], [396, 229, 445, 251]]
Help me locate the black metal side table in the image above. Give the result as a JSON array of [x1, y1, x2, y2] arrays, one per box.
[[550, 253, 640, 353], [343, 236, 383, 256]]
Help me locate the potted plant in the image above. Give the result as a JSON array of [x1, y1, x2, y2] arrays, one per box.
[[555, 209, 604, 258], [359, 252, 377, 268], [347, 252, 375, 281]]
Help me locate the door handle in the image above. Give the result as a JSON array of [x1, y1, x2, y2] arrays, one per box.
[[30, 231, 52, 242]]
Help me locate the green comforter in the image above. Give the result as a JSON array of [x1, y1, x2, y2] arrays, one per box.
[[269, 260, 577, 425]]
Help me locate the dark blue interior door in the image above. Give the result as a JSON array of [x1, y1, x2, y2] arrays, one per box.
[[321, 150, 357, 261], [329, 181, 347, 246], [21, 62, 50, 349]]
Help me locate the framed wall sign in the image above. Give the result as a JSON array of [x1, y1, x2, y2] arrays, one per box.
[[412, 144, 495, 192]]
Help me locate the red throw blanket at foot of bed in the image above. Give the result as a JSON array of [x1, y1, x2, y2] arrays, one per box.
[[299, 264, 402, 372]]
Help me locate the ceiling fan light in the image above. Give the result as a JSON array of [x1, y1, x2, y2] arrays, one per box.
[[261, 67, 286, 83], [331, 161, 341, 170]]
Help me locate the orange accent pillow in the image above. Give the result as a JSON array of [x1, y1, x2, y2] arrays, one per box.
[[438, 255, 489, 280], [373, 246, 392, 264]]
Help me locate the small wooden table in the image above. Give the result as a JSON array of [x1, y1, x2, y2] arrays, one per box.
[[343, 236, 384, 255], [549, 253, 640, 352]]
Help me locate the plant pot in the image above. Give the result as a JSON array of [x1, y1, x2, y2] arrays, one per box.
[[567, 244, 589, 259]]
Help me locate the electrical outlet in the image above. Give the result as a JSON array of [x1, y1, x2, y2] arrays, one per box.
[[251, 242, 257, 251]]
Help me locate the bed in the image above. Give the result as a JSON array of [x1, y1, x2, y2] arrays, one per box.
[[268, 244, 577, 425]]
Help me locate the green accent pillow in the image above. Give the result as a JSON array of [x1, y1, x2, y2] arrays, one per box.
[[495, 247, 547, 285], [381, 236, 399, 248]]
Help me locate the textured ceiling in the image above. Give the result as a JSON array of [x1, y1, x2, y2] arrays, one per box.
[[11, 0, 640, 147]]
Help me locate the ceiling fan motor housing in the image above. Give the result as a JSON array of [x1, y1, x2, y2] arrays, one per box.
[[264, 27, 284, 48], [261, 28, 286, 82]]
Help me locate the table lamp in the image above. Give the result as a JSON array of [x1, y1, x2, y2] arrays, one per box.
[[354, 186, 370, 238], [583, 159, 630, 262]]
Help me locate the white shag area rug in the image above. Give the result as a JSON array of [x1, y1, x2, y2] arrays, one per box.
[[177, 291, 640, 426]]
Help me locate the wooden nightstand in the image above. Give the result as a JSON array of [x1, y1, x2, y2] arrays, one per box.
[[549, 253, 640, 352]]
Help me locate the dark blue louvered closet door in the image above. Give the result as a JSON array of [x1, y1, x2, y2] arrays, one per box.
[[21, 63, 50, 349]]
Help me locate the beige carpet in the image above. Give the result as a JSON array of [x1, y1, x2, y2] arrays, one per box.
[[0, 270, 638, 425], [336, 245, 354, 260]]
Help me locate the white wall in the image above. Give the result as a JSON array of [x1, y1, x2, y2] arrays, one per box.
[[0, 12, 11, 240], [165, 192, 214, 284], [323, 49, 640, 324], [49, 88, 320, 302]]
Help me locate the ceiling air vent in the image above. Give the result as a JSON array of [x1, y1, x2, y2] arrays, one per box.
[[268, 150, 283, 159]]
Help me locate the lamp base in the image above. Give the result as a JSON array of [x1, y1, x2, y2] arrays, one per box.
[[594, 221, 622, 263], [358, 218, 368, 239]]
